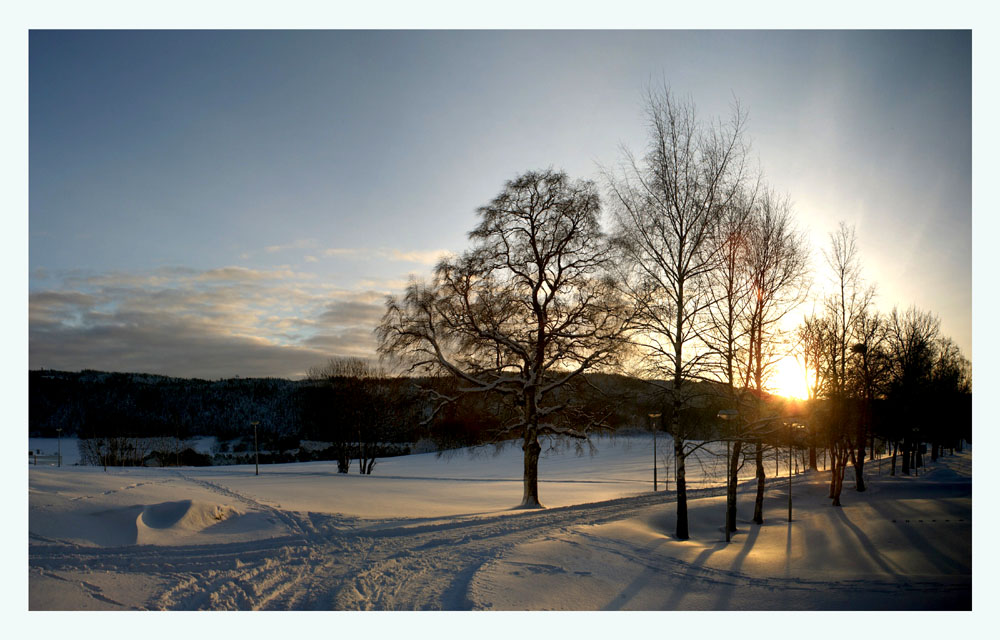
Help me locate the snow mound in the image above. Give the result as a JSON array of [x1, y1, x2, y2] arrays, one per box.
[[63, 500, 243, 547], [135, 500, 240, 544]]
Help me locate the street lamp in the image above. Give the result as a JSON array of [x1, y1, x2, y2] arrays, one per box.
[[251, 421, 260, 476], [787, 422, 806, 522], [648, 413, 662, 491], [788, 422, 793, 522]]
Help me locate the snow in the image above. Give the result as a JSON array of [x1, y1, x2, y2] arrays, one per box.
[[28, 436, 218, 468], [28, 437, 82, 466], [27, 434, 971, 614]]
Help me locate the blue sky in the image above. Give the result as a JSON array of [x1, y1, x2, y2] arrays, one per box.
[[28, 30, 971, 379]]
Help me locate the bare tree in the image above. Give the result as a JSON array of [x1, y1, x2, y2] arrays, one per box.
[[928, 336, 971, 458], [704, 185, 757, 395], [307, 356, 401, 474], [822, 222, 875, 503], [378, 170, 633, 508], [704, 189, 756, 536], [798, 311, 830, 470], [885, 306, 940, 474], [605, 87, 749, 539], [739, 189, 810, 524], [848, 306, 889, 487]]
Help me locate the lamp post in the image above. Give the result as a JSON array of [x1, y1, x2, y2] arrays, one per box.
[[649, 413, 661, 491], [56, 428, 62, 467], [788, 422, 793, 523], [251, 421, 260, 476], [787, 422, 806, 523]]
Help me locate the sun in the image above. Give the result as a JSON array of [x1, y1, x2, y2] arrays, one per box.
[[769, 354, 809, 400]]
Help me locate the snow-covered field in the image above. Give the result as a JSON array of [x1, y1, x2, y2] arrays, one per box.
[[28, 435, 971, 612]]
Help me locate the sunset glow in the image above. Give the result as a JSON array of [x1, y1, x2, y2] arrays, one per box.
[[769, 354, 809, 400]]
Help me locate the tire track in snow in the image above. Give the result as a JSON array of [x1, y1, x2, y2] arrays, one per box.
[[327, 489, 696, 610], [31, 485, 727, 610], [166, 470, 313, 538]]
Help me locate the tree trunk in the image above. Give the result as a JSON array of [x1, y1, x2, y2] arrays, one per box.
[[828, 444, 837, 499], [808, 445, 817, 471], [752, 439, 765, 524], [675, 438, 689, 540], [519, 433, 542, 508], [360, 456, 376, 475], [901, 438, 910, 475], [833, 459, 842, 504], [854, 441, 866, 492], [831, 444, 845, 507], [726, 440, 742, 533]]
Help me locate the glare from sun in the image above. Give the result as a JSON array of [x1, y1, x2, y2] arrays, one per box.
[[769, 354, 809, 400]]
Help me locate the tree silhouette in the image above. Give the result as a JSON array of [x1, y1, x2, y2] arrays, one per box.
[[605, 86, 750, 539], [378, 170, 633, 508]]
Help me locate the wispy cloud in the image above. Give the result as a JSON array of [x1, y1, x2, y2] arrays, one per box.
[[264, 238, 318, 254], [323, 248, 364, 258], [321, 247, 452, 265], [29, 266, 385, 379], [387, 249, 451, 265]]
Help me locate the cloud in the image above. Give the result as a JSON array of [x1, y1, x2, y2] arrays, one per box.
[[29, 267, 388, 379], [264, 239, 318, 254], [320, 247, 452, 265], [387, 249, 451, 265], [302, 327, 379, 359], [323, 248, 363, 258], [197, 266, 316, 283], [30, 312, 332, 380], [316, 297, 385, 326]]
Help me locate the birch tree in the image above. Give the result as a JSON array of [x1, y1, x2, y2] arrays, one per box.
[[606, 87, 749, 539], [823, 222, 875, 502], [704, 186, 756, 536], [741, 189, 810, 523]]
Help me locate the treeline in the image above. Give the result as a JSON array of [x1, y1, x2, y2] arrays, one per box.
[[30, 370, 305, 442], [29, 365, 705, 470], [798, 291, 972, 504]]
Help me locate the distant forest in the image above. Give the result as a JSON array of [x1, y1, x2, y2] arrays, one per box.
[[29, 359, 970, 483], [28, 367, 687, 469]]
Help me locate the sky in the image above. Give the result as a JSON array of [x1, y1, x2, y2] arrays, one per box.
[[28, 30, 972, 380]]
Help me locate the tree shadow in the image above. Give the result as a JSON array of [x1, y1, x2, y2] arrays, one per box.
[[711, 523, 761, 609], [887, 518, 969, 574], [598, 535, 727, 611], [785, 522, 793, 579], [831, 507, 902, 576], [658, 540, 728, 610]]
